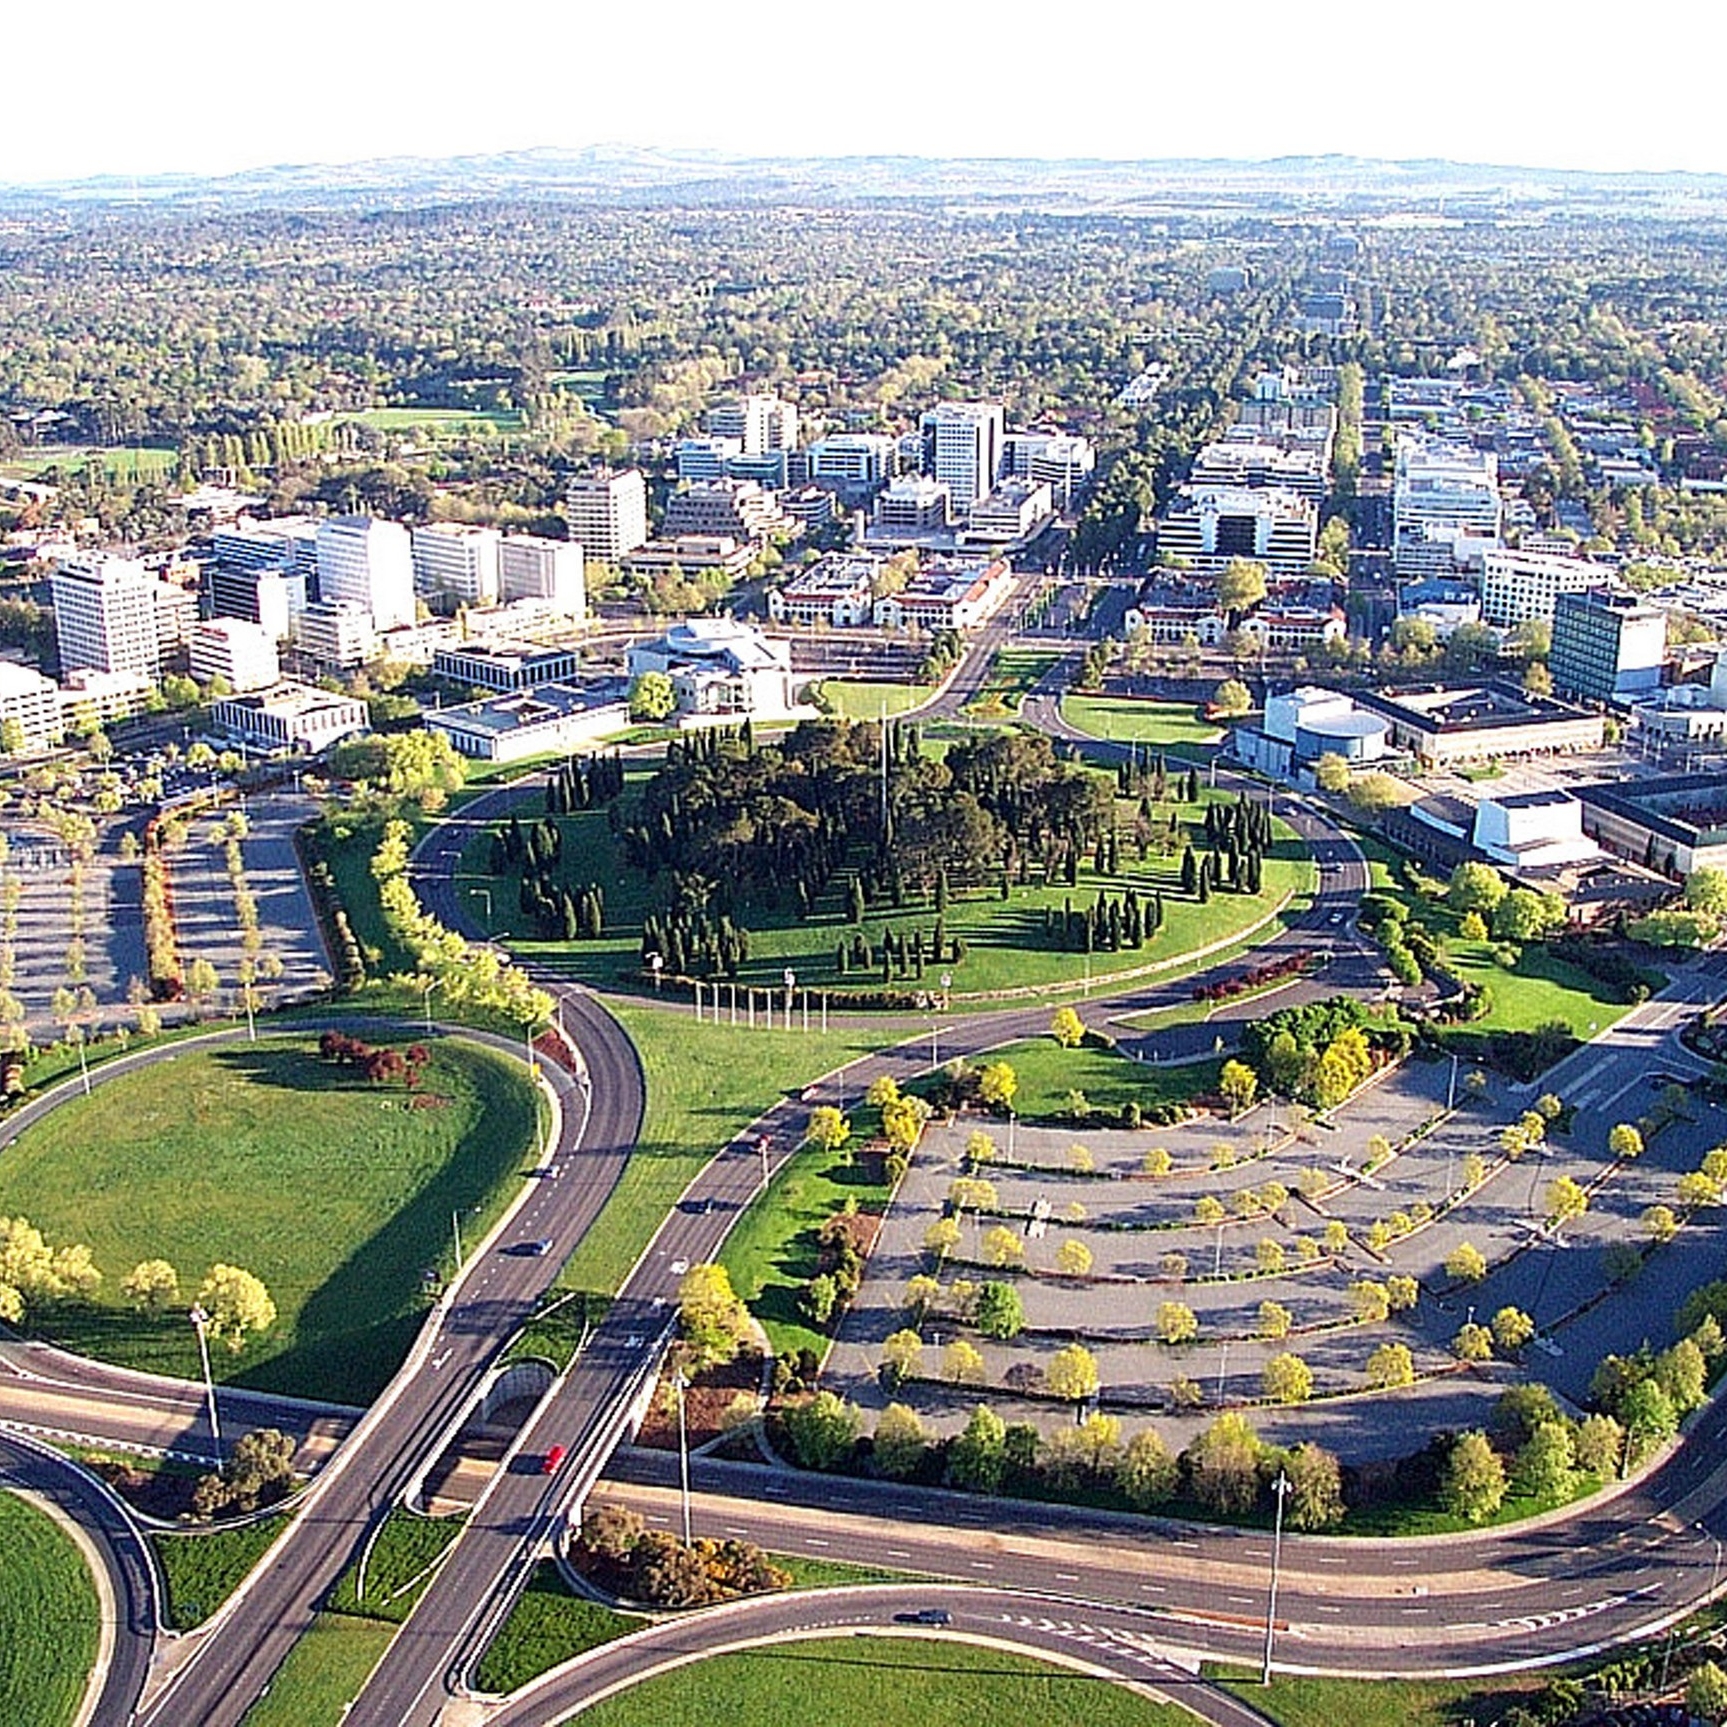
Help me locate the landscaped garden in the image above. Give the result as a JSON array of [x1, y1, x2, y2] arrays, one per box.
[[0, 1032, 543, 1402], [1060, 695, 1224, 754]]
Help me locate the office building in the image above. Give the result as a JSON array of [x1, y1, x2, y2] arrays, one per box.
[[767, 554, 883, 627], [707, 394, 799, 454], [661, 478, 789, 545], [315, 516, 415, 631], [964, 479, 1055, 544], [1155, 486, 1318, 578], [626, 619, 800, 720], [294, 600, 377, 669], [410, 523, 501, 607], [1576, 774, 1727, 876], [0, 661, 67, 753], [498, 536, 586, 617], [564, 469, 648, 564], [51, 553, 161, 679], [674, 436, 744, 482], [190, 618, 280, 693], [1190, 439, 1329, 504], [920, 402, 1005, 510], [209, 517, 320, 581], [152, 579, 200, 658], [619, 536, 756, 584], [210, 681, 368, 753], [1479, 547, 1601, 627], [1393, 438, 1503, 577], [807, 434, 898, 489], [432, 642, 581, 693], [872, 476, 952, 534], [425, 684, 631, 764], [873, 558, 1014, 632], [1002, 432, 1096, 505], [1352, 684, 1603, 766], [1550, 589, 1667, 704], [205, 565, 308, 644], [59, 669, 154, 729]]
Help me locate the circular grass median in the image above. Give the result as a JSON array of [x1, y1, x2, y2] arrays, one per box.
[[0, 1490, 100, 1727], [0, 1031, 543, 1404]]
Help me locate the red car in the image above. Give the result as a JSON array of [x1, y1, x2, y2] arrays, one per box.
[[541, 1444, 567, 1475]]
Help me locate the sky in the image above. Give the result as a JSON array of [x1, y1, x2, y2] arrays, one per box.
[[5, 0, 1724, 185]]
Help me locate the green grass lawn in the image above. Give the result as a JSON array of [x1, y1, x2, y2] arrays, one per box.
[[473, 1561, 641, 1693], [327, 1507, 466, 1622], [1, 444, 178, 481], [557, 1005, 895, 1299], [470, 783, 1314, 1008], [963, 1036, 1222, 1123], [153, 1515, 289, 1631], [0, 1492, 99, 1727], [240, 1613, 395, 1727], [964, 648, 1059, 716], [336, 407, 524, 434], [720, 1114, 895, 1359], [0, 1033, 542, 1402], [1060, 696, 1223, 755], [818, 681, 930, 721], [569, 1634, 1199, 1727], [1211, 1668, 1541, 1727]]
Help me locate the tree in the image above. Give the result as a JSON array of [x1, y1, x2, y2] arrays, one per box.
[[1453, 1322, 1495, 1362], [802, 1106, 850, 1158], [1512, 1422, 1574, 1499], [1257, 1300, 1292, 1340], [978, 1061, 1018, 1113], [1573, 1413, 1624, 1478], [1684, 867, 1727, 918], [1545, 1175, 1590, 1230], [628, 670, 675, 722], [1608, 1122, 1645, 1162], [946, 1404, 1007, 1492], [1679, 1169, 1724, 1210], [1457, 910, 1488, 941], [1688, 1662, 1727, 1724], [1262, 1352, 1313, 1404], [196, 1264, 276, 1352], [1620, 1378, 1678, 1457], [872, 1403, 927, 1479], [1313, 752, 1351, 793], [1492, 887, 1564, 942], [1218, 1059, 1258, 1118], [1441, 1431, 1507, 1523], [1185, 1412, 1262, 1514], [1366, 1341, 1415, 1389], [223, 1428, 297, 1511], [1347, 774, 1404, 815], [1349, 1280, 1390, 1324], [942, 1339, 986, 1384], [1157, 1300, 1198, 1345], [1213, 678, 1252, 717], [1050, 1006, 1085, 1048], [903, 1274, 940, 1318], [1656, 1336, 1709, 1415], [185, 957, 220, 1009], [1216, 557, 1268, 617], [1046, 1343, 1100, 1404], [122, 1258, 180, 1314], [981, 1225, 1025, 1268], [879, 1329, 923, 1389], [782, 1390, 860, 1471], [974, 1281, 1024, 1341], [678, 1263, 751, 1369], [924, 1217, 961, 1262], [1448, 861, 1509, 916], [881, 1093, 931, 1153], [1284, 1442, 1345, 1530], [1116, 1428, 1178, 1508], [1055, 1238, 1093, 1278]]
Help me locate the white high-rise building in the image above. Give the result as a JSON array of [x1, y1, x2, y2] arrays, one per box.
[[0, 661, 67, 753], [189, 617, 281, 692], [1480, 548, 1603, 627], [707, 394, 798, 454], [410, 522, 501, 606], [498, 536, 586, 616], [210, 517, 320, 580], [1002, 432, 1097, 505], [315, 516, 415, 632], [920, 402, 1005, 510], [1393, 436, 1503, 576], [293, 600, 378, 669], [51, 553, 161, 679], [564, 469, 648, 564]]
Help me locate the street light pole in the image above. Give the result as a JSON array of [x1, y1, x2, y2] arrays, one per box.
[[452, 1209, 464, 1270], [189, 1304, 222, 1465], [675, 1367, 693, 1545], [1446, 1050, 1459, 1112], [1261, 1470, 1291, 1685]]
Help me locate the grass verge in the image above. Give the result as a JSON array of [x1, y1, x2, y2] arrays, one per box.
[[327, 1507, 466, 1622], [1060, 695, 1223, 754], [958, 1035, 1223, 1124], [152, 1515, 289, 1631], [818, 681, 930, 720], [570, 1633, 1199, 1726], [472, 1561, 641, 1693], [0, 1491, 100, 1727], [1210, 1667, 1541, 1727], [239, 1613, 395, 1727]]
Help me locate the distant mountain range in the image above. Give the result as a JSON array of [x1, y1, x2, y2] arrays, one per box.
[[5, 145, 1726, 214]]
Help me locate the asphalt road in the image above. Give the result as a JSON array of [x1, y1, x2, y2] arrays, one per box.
[[0, 1429, 157, 1727]]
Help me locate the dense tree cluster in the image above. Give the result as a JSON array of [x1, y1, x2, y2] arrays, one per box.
[[1241, 996, 1412, 1107]]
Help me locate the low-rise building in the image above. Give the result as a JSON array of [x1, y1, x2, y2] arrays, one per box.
[[1155, 485, 1318, 578], [619, 535, 756, 583], [963, 478, 1055, 544], [873, 558, 1014, 632], [58, 668, 155, 729], [1576, 773, 1727, 876], [626, 619, 801, 720], [1352, 683, 1604, 766], [0, 661, 66, 752], [424, 683, 631, 763], [293, 600, 377, 669], [1002, 432, 1095, 505], [431, 642, 581, 693], [662, 478, 791, 545], [1471, 790, 1602, 871], [767, 554, 882, 627], [210, 680, 368, 753], [871, 475, 952, 535], [190, 618, 280, 693]]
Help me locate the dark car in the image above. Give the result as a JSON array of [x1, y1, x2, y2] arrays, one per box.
[[894, 1608, 951, 1626]]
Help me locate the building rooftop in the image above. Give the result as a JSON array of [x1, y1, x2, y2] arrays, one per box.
[[1355, 682, 1590, 732], [430, 681, 628, 738]]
